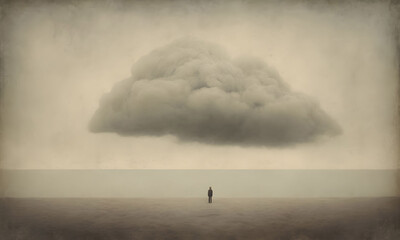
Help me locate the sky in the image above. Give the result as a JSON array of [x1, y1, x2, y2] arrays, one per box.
[[0, 0, 399, 169]]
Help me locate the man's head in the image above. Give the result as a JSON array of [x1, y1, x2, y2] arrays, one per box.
[[209, 187, 212, 190]]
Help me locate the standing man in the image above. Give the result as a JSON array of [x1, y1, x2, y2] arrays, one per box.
[[208, 187, 213, 203]]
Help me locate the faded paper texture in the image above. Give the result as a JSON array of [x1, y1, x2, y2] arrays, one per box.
[[0, 0, 399, 239], [0, 0, 399, 170]]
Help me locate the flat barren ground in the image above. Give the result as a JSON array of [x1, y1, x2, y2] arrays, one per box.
[[1, 198, 399, 240]]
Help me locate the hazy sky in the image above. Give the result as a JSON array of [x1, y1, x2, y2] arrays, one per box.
[[1, 0, 398, 169]]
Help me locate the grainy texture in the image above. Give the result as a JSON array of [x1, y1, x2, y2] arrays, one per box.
[[1, 198, 399, 240], [0, 0, 398, 169]]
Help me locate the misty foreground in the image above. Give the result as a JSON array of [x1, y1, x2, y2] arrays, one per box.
[[0, 198, 399, 240]]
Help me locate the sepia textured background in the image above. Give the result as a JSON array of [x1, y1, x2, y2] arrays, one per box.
[[0, 0, 399, 170], [0, 1, 399, 239]]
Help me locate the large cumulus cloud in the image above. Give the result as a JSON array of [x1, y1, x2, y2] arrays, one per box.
[[89, 38, 341, 146]]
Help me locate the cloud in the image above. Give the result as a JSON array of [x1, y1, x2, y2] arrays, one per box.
[[89, 38, 341, 146]]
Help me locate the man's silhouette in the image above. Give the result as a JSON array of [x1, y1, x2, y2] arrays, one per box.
[[208, 187, 213, 203]]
